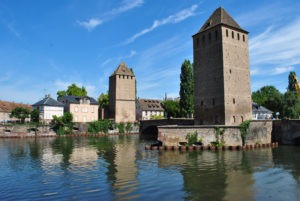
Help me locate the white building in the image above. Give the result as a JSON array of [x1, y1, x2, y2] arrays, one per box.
[[136, 99, 164, 120], [32, 95, 64, 123], [252, 102, 273, 120]]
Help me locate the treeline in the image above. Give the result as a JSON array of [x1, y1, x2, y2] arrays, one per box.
[[252, 71, 300, 119]]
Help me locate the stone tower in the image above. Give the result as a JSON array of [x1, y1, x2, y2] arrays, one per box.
[[193, 7, 252, 125], [109, 62, 136, 123]]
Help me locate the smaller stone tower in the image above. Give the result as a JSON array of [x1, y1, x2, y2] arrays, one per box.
[[109, 62, 136, 123]]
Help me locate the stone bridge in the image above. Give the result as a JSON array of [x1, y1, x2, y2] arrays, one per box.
[[140, 118, 194, 135], [272, 120, 300, 145]]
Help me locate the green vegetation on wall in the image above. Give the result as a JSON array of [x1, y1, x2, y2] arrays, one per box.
[[239, 120, 251, 146], [88, 120, 110, 134]]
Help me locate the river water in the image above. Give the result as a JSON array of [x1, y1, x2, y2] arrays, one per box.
[[0, 135, 299, 201]]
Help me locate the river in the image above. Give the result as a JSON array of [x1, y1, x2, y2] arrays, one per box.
[[0, 135, 299, 201]]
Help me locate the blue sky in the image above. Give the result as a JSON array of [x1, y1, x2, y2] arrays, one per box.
[[0, 0, 299, 104]]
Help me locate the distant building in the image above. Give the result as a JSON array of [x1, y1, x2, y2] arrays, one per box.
[[252, 102, 273, 120], [136, 99, 164, 120], [32, 95, 64, 123], [193, 7, 252, 125], [58, 95, 99, 123], [109, 62, 136, 123], [0, 100, 32, 123]]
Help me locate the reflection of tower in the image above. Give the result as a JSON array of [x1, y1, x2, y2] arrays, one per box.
[[193, 7, 252, 125], [109, 62, 136, 123]]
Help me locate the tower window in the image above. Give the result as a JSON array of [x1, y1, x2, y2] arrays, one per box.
[[241, 116, 244, 122], [232, 31, 234, 39], [202, 35, 205, 43], [237, 33, 240, 40], [201, 100, 204, 106], [226, 29, 228, 37], [119, 75, 121, 78], [229, 69, 232, 74], [208, 32, 211, 41], [233, 116, 236, 123], [215, 30, 218, 40], [233, 98, 236, 104], [212, 98, 215, 105], [243, 35, 245, 42]]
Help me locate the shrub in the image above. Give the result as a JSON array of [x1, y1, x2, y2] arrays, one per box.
[[125, 122, 133, 133], [185, 131, 198, 145], [240, 120, 251, 146], [117, 122, 125, 134], [88, 120, 110, 134]]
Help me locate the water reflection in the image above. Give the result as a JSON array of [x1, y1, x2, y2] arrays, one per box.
[[1, 137, 300, 201]]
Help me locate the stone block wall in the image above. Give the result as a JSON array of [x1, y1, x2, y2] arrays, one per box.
[[158, 121, 272, 146]]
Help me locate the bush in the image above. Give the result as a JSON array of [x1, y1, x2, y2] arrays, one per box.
[[117, 122, 125, 134], [125, 122, 133, 133], [240, 120, 251, 146], [185, 131, 198, 145], [88, 120, 110, 134]]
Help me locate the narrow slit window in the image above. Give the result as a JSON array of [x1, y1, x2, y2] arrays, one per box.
[[232, 31, 234, 39], [226, 29, 228, 37]]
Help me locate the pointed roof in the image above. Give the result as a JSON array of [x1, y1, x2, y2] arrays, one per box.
[[33, 95, 64, 107], [196, 7, 247, 34], [111, 62, 135, 77]]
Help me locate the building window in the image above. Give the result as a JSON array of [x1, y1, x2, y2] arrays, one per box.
[[201, 100, 204, 106], [202, 35, 205, 43], [215, 30, 218, 40], [91, 107, 94, 113], [119, 75, 121, 78], [243, 35, 245, 42], [83, 116, 86, 123], [226, 29, 228, 37], [74, 116, 78, 122], [229, 69, 232, 74], [241, 116, 244, 122], [232, 31, 234, 39], [237, 33, 240, 40], [233, 98, 236, 104], [212, 98, 215, 105], [233, 116, 236, 123], [208, 32, 211, 41], [82, 107, 88, 113], [74, 107, 78, 112]]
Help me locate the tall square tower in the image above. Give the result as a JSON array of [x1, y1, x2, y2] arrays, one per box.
[[193, 7, 252, 125], [109, 62, 136, 123]]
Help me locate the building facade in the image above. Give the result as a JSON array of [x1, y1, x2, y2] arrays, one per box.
[[0, 100, 32, 123], [58, 95, 99, 123], [193, 7, 252, 125], [32, 95, 64, 123], [109, 62, 136, 123], [136, 99, 164, 120]]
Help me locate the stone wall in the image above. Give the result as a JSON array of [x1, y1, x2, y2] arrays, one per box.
[[272, 120, 300, 145], [158, 120, 272, 146]]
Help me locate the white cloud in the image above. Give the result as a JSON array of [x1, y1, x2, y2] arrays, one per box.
[[77, 0, 143, 31], [250, 17, 300, 67], [77, 18, 103, 31], [107, 0, 144, 16], [272, 66, 294, 75], [124, 4, 198, 44]]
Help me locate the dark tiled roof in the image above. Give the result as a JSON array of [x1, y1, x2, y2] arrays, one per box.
[[252, 102, 273, 114], [196, 7, 247, 34], [58, 95, 99, 105], [33, 96, 64, 107], [111, 62, 135, 77], [137, 99, 164, 111], [0, 100, 32, 113]]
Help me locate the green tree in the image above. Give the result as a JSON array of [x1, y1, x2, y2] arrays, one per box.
[[179, 60, 194, 117], [51, 112, 73, 134], [10, 107, 30, 123], [252, 86, 283, 116], [282, 91, 300, 119], [31, 109, 40, 123], [57, 83, 87, 98], [288, 71, 300, 94], [98, 93, 109, 108], [162, 99, 180, 118]]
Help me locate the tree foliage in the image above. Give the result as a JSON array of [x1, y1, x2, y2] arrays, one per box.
[[162, 99, 180, 118], [179, 60, 194, 117], [10, 107, 30, 123], [98, 93, 109, 108], [57, 83, 87, 98], [31, 109, 40, 123], [282, 91, 300, 119], [51, 112, 73, 134], [288, 71, 300, 95], [252, 85, 283, 115]]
